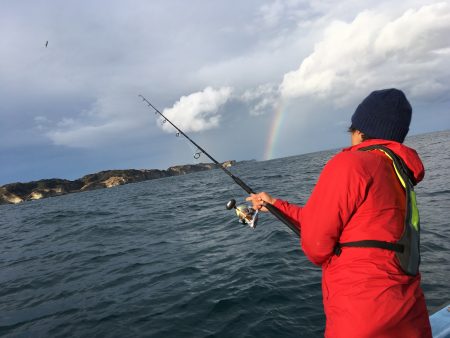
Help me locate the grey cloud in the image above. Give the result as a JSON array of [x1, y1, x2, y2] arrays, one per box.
[[240, 84, 280, 116]]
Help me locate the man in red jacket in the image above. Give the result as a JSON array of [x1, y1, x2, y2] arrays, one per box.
[[247, 89, 432, 338]]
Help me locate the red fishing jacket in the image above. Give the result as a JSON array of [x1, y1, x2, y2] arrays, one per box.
[[274, 139, 432, 338]]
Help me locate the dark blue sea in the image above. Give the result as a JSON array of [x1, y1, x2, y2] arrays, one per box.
[[1, 130, 449, 337]]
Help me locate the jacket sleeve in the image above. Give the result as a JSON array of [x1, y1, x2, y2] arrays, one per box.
[[272, 199, 302, 232], [275, 152, 372, 266]]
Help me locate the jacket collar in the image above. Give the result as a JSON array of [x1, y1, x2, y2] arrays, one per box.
[[343, 139, 425, 183]]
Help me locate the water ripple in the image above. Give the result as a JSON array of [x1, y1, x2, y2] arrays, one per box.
[[0, 131, 448, 337]]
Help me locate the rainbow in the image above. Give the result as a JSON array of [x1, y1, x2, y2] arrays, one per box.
[[263, 101, 286, 160]]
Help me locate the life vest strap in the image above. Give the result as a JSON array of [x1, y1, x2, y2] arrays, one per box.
[[335, 240, 404, 256], [333, 145, 420, 275]]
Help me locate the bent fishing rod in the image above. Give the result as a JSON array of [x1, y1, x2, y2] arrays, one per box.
[[138, 94, 300, 236]]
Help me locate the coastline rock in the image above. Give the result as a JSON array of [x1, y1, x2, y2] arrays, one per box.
[[103, 176, 127, 188], [0, 187, 23, 204], [0, 161, 236, 205]]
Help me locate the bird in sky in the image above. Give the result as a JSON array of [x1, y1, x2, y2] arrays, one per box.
[[45, 41, 48, 48]]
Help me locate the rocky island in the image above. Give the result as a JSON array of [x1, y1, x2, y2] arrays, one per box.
[[0, 161, 235, 205]]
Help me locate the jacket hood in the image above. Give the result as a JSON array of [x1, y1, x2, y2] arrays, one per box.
[[343, 139, 425, 184]]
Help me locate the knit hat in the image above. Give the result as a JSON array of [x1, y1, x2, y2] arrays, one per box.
[[351, 88, 412, 143]]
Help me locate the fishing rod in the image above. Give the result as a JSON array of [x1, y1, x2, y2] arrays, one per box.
[[138, 94, 300, 236]]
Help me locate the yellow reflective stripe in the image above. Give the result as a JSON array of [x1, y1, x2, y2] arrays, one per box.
[[375, 149, 407, 188], [374, 148, 420, 231], [410, 191, 420, 231]]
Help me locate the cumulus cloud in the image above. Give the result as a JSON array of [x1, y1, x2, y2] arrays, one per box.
[[280, 2, 450, 103], [43, 87, 233, 148], [160, 87, 233, 133]]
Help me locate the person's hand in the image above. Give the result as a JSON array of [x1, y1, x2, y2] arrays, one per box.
[[246, 192, 277, 212]]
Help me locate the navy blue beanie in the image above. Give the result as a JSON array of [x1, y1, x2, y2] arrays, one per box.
[[351, 88, 412, 143]]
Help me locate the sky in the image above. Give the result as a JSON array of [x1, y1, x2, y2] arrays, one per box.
[[1, 0, 449, 185]]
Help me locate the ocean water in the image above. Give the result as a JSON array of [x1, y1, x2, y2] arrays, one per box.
[[1, 130, 449, 337]]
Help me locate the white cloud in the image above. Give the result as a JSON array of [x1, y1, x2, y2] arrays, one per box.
[[43, 87, 233, 148], [160, 87, 233, 133], [280, 2, 450, 104]]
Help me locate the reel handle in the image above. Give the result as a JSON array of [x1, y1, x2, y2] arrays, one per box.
[[226, 199, 236, 210]]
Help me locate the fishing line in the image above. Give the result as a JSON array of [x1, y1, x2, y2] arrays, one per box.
[[139, 94, 300, 236]]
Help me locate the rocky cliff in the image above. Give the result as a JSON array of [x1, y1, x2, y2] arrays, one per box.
[[0, 161, 235, 205]]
